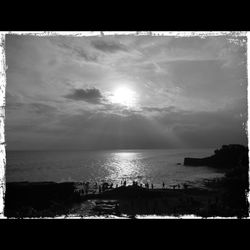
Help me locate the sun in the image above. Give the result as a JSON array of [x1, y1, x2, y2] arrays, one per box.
[[110, 86, 137, 107]]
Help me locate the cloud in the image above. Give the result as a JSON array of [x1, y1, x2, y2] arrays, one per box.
[[51, 39, 99, 62], [5, 91, 23, 110], [141, 106, 177, 113], [73, 47, 98, 62], [6, 98, 247, 150], [28, 103, 58, 115], [5, 35, 248, 150], [6, 91, 58, 114], [63, 87, 104, 104], [91, 39, 128, 53]]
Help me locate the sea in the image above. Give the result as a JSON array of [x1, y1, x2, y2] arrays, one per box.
[[5, 148, 224, 189]]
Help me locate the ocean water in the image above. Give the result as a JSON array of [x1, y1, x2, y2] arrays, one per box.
[[6, 148, 224, 188]]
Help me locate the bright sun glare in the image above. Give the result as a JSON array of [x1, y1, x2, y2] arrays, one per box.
[[110, 86, 136, 108]]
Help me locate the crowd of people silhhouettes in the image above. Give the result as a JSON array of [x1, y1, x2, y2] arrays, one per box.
[[78, 179, 189, 196]]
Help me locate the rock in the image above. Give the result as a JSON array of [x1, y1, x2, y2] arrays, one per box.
[[184, 144, 248, 169]]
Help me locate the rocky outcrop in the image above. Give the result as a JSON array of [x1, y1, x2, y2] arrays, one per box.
[[184, 144, 248, 169], [4, 182, 81, 217]]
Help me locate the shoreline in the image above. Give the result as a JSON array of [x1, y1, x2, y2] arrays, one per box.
[[4, 174, 247, 218], [4, 145, 248, 218]]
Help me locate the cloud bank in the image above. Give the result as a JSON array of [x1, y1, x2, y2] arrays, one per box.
[[5, 34, 248, 150], [64, 87, 104, 104]]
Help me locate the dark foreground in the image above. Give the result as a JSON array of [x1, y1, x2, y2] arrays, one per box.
[[4, 178, 248, 218], [4, 144, 249, 218]]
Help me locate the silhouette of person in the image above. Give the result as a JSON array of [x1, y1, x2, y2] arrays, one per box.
[[82, 182, 86, 195], [85, 182, 89, 195], [115, 203, 119, 214], [124, 180, 126, 186], [162, 182, 165, 189], [151, 183, 154, 189]]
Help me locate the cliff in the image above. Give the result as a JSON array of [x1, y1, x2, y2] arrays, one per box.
[[184, 144, 248, 169]]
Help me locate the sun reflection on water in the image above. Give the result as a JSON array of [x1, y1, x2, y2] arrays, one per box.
[[104, 151, 145, 185]]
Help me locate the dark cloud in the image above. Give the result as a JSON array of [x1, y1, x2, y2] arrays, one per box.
[[64, 88, 104, 104], [91, 39, 128, 53]]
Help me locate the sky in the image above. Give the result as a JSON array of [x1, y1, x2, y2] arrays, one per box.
[[5, 34, 248, 150]]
